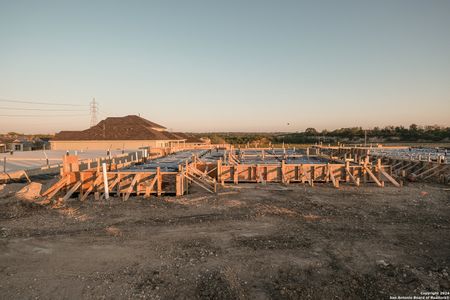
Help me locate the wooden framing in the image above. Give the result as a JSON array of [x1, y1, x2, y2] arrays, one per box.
[[318, 146, 449, 184], [41, 145, 416, 205], [201, 162, 395, 187]]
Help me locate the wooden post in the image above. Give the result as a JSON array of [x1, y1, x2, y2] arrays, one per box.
[[3, 157, 5, 173], [345, 161, 350, 182], [79, 172, 84, 200], [157, 167, 162, 196], [217, 159, 222, 184], [309, 166, 314, 186], [377, 159, 382, 182], [176, 173, 182, 196], [329, 167, 339, 188], [102, 163, 109, 200]]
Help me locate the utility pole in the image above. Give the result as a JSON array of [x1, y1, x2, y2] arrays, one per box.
[[90, 98, 98, 127]]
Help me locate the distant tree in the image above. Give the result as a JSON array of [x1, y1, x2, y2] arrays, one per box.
[[305, 128, 318, 135], [209, 135, 226, 144], [409, 124, 419, 131]]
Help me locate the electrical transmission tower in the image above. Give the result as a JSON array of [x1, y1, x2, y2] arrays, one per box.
[[90, 98, 98, 127]]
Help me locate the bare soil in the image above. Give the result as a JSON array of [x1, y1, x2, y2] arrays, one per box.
[[0, 182, 449, 299]]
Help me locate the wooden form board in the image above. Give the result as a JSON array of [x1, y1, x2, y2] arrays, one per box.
[[204, 163, 395, 186], [44, 169, 185, 201], [319, 146, 449, 184], [41, 153, 189, 202], [41, 146, 407, 204]]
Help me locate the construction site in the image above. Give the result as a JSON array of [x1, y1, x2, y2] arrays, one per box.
[[1, 121, 449, 299], [4, 0, 450, 297]]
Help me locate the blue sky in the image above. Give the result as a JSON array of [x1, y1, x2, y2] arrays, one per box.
[[0, 0, 449, 133]]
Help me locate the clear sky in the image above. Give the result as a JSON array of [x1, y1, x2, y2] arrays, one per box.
[[0, 0, 449, 134]]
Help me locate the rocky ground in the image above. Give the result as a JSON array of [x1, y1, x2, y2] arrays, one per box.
[[0, 181, 449, 299]]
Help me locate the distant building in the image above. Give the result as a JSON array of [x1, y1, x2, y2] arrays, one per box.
[[9, 137, 34, 151], [0, 139, 7, 153], [0, 136, 41, 152], [171, 132, 209, 146], [50, 115, 205, 150]]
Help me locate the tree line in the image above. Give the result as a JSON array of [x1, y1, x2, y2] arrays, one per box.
[[198, 124, 450, 145]]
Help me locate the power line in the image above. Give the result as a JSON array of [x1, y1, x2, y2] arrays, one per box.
[[0, 114, 86, 117], [0, 98, 88, 107], [0, 106, 86, 112]]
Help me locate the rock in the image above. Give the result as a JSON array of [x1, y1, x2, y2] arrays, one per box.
[[15, 182, 42, 202], [376, 260, 389, 267]]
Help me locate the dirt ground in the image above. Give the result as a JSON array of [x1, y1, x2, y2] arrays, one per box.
[[0, 182, 449, 299]]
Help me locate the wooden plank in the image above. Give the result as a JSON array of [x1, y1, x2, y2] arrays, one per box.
[[23, 171, 31, 183], [307, 166, 314, 186], [403, 162, 422, 173], [423, 165, 448, 180], [396, 161, 419, 174], [185, 173, 214, 193], [345, 167, 360, 186], [80, 174, 103, 201], [144, 176, 158, 198], [176, 173, 182, 196], [329, 168, 339, 188], [41, 175, 68, 197], [108, 175, 120, 190], [364, 166, 382, 187], [116, 173, 123, 196], [157, 167, 162, 196], [45, 176, 70, 200], [124, 174, 141, 201], [411, 164, 428, 176], [415, 164, 442, 178], [391, 161, 404, 170], [61, 181, 82, 202], [380, 169, 400, 187], [188, 166, 216, 185]]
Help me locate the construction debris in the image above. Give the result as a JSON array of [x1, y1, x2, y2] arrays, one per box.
[[15, 182, 42, 203]]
